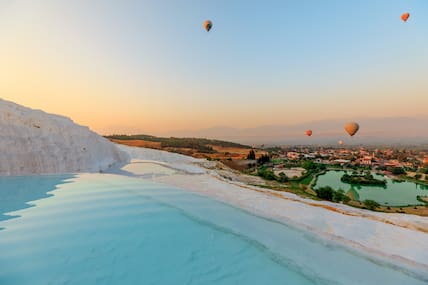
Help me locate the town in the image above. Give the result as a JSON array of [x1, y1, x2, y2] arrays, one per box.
[[109, 135, 428, 215], [256, 145, 428, 179], [231, 145, 428, 215]]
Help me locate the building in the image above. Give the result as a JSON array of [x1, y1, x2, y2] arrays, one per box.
[[361, 156, 373, 166], [287, 152, 300, 160], [333, 159, 350, 166]]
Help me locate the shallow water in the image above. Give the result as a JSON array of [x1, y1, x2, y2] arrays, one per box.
[[0, 174, 74, 221], [0, 172, 426, 285], [119, 161, 177, 178], [315, 170, 428, 206]]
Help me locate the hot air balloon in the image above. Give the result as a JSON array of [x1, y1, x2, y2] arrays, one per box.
[[344, 122, 359, 137], [305, 130, 312, 137], [401, 13, 410, 22], [338, 140, 343, 145], [203, 20, 212, 32]]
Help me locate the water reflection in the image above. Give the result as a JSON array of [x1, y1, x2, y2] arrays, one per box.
[[316, 171, 428, 206], [0, 175, 75, 222], [418, 184, 428, 190]]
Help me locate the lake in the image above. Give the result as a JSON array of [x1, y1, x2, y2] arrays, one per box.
[[315, 170, 428, 206]]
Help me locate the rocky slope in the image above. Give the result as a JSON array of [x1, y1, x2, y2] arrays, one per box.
[[0, 98, 128, 175]]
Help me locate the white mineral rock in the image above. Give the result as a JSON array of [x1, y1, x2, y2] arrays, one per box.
[[0, 98, 129, 175]]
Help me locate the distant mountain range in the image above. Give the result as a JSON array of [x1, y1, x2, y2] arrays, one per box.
[[160, 117, 428, 146]]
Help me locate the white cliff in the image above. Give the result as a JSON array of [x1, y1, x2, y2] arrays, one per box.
[[0, 98, 128, 175]]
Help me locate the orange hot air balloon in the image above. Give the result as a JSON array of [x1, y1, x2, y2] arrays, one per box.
[[344, 122, 359, 137], [203, 20, 213, 32], [338, 140, 343, 145], [401, 13, 410, 22], [305, 130, 312, 137]]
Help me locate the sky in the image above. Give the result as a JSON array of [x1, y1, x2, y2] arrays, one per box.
[[1, 0, 427, 135]]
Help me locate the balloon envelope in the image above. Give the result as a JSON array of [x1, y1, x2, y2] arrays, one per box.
[[338, 140, 343, 145], [401, 13, 410, 22], [305, 130, 312, 137], [203, 20, 212, 32], [344, 122, 359, 136]]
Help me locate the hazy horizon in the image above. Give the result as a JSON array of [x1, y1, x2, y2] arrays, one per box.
[[105, 116, 428, 146], [1, 1, 427, 136]]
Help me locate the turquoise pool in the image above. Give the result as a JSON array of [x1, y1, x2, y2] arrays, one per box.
[[0, 173, 426, 285]]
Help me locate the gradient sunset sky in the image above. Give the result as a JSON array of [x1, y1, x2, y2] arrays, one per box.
[[1, 0, 427, 135]]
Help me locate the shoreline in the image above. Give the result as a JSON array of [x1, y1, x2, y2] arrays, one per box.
[[313, 169, 428, 213], [113, 145, 428, 279]]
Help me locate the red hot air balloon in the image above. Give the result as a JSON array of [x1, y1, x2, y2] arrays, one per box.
[[306, 130, 313, 137], [401, 13, 410, 22]]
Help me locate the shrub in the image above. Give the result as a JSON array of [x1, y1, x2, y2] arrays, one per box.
[[316, 186, 334, 201], [332, 189, 345, 203], [391, 167, 406, 175], [342, 195, 351, 203], [302, 160, 316, 170], [277, 172, 289, 183], [363, 200, 380, 211], [257, 168, 276, 180]]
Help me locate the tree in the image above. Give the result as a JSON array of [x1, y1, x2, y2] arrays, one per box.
[[247, 150, 256, 160], [414, 174, 422, 180], [332, 189, 345, 203], [318, 164, 327, 171], [257, 168, 276, 180], [302, 160, 316, 170], [316, 186, 334, 201], [342, 195, 351, 203], [264, 171, 276, 180], [278, 172, 289, 183], [257, 154, 270, 165], [363, 200, 380, 211], [391, 167, 406, 176]]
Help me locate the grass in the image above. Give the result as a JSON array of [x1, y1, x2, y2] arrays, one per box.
[[400, 175, 428, 187], [299, 174, 313, 185]]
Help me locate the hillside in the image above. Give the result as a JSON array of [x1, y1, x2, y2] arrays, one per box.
[[105, 134, 260, 160], [105, 134, 251, 149], [0, 98, 128, 175]]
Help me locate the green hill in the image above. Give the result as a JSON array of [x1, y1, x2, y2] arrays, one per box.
[[105, 134, 251, 153]]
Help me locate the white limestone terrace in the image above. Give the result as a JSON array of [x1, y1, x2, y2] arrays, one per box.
[[1, 97, 427, 279], [116, 145, 428, 280], [116, 144, 205, 174], [0, 98, 128, 175]]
